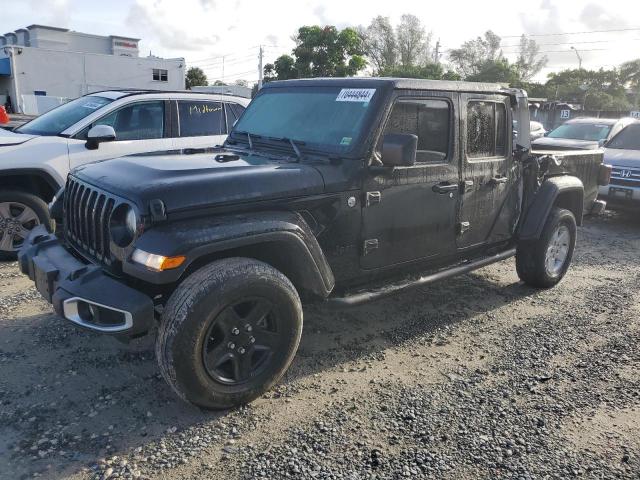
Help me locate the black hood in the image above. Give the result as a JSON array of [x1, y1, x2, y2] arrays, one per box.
[[71, 149, 326, 214], [532, 137, 601, 151]]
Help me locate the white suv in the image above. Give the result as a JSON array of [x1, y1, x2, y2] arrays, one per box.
[[0, 90, 249, 259]]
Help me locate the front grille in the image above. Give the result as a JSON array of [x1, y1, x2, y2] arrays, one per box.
[[610, 167, 640, 188], [64, 177, 116, 264]]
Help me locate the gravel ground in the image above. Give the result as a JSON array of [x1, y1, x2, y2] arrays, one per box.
[[1, 211, 639, 480]]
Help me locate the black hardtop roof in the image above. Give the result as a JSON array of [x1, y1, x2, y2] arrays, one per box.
[[263, 77, 514, 95]]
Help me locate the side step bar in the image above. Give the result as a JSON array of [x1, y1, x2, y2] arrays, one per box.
[[327, 248, 517, 307]]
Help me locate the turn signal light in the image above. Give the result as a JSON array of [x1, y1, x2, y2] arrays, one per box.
[[131, 249, 186, 271]]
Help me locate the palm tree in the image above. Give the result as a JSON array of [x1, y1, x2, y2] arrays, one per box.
[[621, 59, 640, 109]]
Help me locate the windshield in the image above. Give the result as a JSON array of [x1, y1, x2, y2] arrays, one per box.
[[606, 124, 640, 150], [547, 122, 612, 141], [231, 87, 377, 153], [16, 95, 113, 136]]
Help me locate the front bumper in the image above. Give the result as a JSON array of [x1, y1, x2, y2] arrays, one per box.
[[18, 225, 155, 336]]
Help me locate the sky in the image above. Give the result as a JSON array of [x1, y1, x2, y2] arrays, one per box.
[[2, 0, 640, 84]]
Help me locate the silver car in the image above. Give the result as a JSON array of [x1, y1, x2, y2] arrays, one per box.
[[598, 123, 640, 210], [533, 117, 638, 151]]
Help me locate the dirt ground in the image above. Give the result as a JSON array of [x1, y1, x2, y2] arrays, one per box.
[[1, 211, 639, 480]]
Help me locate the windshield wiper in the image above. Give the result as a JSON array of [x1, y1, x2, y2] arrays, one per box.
[[233, 130, 255, 149], [266, 136, 304, 161]]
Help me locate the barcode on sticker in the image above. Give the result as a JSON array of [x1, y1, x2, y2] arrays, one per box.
[[336, 88, 376, 102]]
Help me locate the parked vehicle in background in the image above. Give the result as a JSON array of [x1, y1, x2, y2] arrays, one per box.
[[598, 123, 640, 209], [529, 121, 546, 140], [19, 78, 608, 410], [0, 90, 249, 259], [532, 117, 638, 151]]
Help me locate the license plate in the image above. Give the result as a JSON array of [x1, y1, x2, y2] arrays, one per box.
[[609, 186, 633, 199]]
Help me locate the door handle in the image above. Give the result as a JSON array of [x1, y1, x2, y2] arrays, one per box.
[[489, 175, 508, 185], [432, 182, 459, 194]]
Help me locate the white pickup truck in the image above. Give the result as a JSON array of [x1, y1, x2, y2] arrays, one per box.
[[0, 90, 249, 259]]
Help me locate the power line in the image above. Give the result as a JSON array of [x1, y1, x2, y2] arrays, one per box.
[[499, 26, 640, 38], [499, 38, 640, 49]]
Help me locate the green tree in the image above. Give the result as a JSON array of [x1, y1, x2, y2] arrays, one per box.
[[466, 58, 520, 84], [265, 25, 366, 80], [620, 59, 640, 108], [545, 68, 631, 110], [185, 67, 208, 89], [448, 30, 502, 79], [515, 35, 548, 82], [396, 14, 431, 68], [361, 16, 397, 73], [379, 63, 459, 81]]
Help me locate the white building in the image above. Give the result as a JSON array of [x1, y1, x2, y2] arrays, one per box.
[[0, 25, 185, 114]]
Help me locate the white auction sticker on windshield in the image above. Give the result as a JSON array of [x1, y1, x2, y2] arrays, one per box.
[[336, 88, 376, 103]]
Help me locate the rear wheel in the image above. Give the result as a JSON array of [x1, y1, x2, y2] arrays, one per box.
[[156, 257, 303, 409], [0, 190, 50, 261], [516, 207, 576, 288]]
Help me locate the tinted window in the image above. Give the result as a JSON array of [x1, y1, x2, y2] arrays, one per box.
[[467, 101, 508, 158], [383, 98, 450, 163], [606, 124, 640, 150], [17, 95, 112, 136], [85, 101, 165, 141], [548, 122, 612, 141], [179, 101, 224, 137]]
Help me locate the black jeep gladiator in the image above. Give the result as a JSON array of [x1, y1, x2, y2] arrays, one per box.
[[18, 78, 610, 409]]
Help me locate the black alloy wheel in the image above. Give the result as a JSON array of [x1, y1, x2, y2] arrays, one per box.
[[202, 297, 283, 385]]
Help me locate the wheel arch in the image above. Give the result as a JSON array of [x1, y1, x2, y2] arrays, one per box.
[[126, 210, 336, 298], [518, 175, 584, 241], [0, 169, 61, 202]]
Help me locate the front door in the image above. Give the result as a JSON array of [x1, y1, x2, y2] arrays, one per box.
[[361, 92, 460, 270], [457, 94, 519, 249], [68, 100, 173, 169]]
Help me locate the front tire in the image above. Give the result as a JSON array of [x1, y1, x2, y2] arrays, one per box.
[[0, 190, 51, 261], [156, 257, 303, 409], [516, 207, 577, 288]]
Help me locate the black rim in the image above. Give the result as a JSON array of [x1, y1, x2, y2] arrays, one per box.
[[202, 297, 283, 385]]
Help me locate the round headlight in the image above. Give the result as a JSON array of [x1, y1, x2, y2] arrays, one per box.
[[109, 204, 137, 247]]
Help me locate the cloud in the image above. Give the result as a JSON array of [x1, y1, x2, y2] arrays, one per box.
[[126, 2, 220, 52], [28, 0, 71, 27], [579, 3, 631, 29]]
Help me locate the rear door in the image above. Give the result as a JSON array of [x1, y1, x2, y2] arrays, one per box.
[[360, 91, 460, 270], [457, 94, 519, 249], [173, 99, 226, 149]]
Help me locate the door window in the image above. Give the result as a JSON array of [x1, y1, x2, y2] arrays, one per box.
[[467, 101, 508, 158], [178, 101, 224, 137], [77, 101, 165, 141], [383, 98, 451, 163]]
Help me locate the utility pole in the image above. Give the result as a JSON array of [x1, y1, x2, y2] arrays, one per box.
[[434, 39, 440, 64], [570, 46, 582, 70], [258, 45, 264, 90], [221, 55, 225, 84]]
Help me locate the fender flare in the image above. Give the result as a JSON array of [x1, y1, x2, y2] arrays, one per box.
[[518, 175, 584, 241], [125, 210, 336, 297]]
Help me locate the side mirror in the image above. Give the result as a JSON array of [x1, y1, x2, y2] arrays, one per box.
[[86, 125, 116, 150], [598, 139, 607, 148], [543, 131, 550, 137], [381, 133, 417, 167]]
